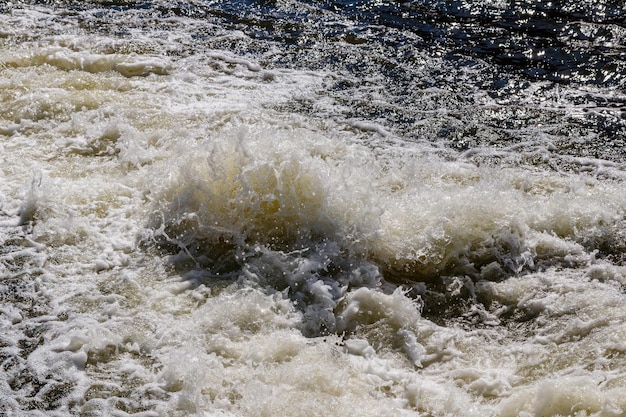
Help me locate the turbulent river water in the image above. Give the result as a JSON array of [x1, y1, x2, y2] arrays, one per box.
[[1, 1, 625, 416]]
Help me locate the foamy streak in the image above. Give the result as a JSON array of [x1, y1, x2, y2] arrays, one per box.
[[1, 3, 626, 417]]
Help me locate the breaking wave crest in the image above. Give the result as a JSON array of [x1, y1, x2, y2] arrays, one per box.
[[142, 126, 626, 335]]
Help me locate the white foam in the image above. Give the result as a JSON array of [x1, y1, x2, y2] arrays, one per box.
[[2, 4, 626, 417]]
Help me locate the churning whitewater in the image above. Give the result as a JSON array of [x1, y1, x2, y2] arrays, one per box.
[[1, 1, 626, 416]]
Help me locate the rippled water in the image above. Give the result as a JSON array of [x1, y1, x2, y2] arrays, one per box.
[[1, 1, 626, 416]]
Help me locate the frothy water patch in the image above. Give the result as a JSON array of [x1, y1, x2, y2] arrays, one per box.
[[2, 2, 626, 416], [146, 127, 626, 274], [143, 124, 626, 337], [4, 45, 172, 77]]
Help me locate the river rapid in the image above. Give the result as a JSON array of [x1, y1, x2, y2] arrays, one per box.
[[1, 1, 626, 416]]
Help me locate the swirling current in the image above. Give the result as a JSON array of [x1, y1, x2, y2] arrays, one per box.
[[1, 1, 625, 416]]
